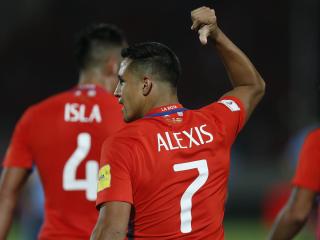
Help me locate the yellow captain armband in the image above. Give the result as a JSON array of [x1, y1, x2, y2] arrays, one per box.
[[97, 164, 111, 192]]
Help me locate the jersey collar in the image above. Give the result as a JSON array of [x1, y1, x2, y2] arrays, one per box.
[[144, 104, 188, 118], [76, 83, 104, 91], [73, 84, 111, 96]]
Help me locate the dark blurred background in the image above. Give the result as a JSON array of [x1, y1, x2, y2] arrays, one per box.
[[0, 0, 319, 239]]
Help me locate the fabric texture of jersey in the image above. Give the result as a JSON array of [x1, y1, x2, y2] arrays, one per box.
[[292, 128, 320, 239], [3, 84, 124, 240], [292, 128, 320, 191], [97, 96, 246, 240]]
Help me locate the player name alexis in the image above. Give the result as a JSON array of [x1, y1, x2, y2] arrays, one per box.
[[157, 124, 213, 152]]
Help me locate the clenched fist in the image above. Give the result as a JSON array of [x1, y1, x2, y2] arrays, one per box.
[[191, 6, 219, 45]]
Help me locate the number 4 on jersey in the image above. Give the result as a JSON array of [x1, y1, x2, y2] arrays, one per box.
[[173, 160, 209, 233], [63, 133, 98, 201]]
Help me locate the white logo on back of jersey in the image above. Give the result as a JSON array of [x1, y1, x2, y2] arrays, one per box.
[[64, 103, 102, 123]]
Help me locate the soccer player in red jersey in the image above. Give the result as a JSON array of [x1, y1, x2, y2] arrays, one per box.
[[269, 128, 320, 239], [0, 24, 127, 240], [91, 6, 265, 240]]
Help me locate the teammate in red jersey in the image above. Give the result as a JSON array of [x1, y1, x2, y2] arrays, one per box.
[[269, 128, 320, 239], [0, 24, 127, 240], [91, 6, 265, 240]]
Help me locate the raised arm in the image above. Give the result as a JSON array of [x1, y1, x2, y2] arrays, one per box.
[[191, 7, 265, 121], [0, 167, 30, 239]]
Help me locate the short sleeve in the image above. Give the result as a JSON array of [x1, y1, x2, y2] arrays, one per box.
[[96, 136, 134, 209], [292, 131, 320, 192], [2, 108, 34, 169], [200, 96, 246, 144]]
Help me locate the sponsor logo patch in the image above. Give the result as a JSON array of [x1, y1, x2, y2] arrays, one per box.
[[97, 164, 111, 192], [218, 99, 240, 112]]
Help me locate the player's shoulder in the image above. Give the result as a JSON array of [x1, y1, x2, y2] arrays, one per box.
[[18, 89, 79, 124], [113, 120, 145, 138], [101, 124, 136, 154], [18, 93, 65, 118], [104, 119, 151, 145], [305, 127, 320, 142], [193, 96, 246, 127], [26, 86, 111, 110], [308, 127, 320, 136], [28, 89, 72, 110], [199, 96, 243, 112]]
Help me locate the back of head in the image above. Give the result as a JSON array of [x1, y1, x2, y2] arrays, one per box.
[[121, 42, 181, 89], [75, 23, 127, 71]]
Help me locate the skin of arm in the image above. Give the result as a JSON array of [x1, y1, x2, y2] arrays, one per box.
[[0, 168, 30, 240], [90, 201, 131, 240], [268, 187, 316, 240], [191, 6, 266, 121]]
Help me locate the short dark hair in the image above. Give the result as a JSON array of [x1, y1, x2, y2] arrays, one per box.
[[75, 23, 126, 70], [121, 42, 181, 88]]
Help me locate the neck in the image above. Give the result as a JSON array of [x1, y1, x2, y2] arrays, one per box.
[[79, 68, 103, 85], [79, 69, 116, 93], [142, 90, 179, 116]]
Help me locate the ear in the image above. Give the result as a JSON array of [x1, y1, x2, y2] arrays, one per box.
[[142, 77, 152, 96]]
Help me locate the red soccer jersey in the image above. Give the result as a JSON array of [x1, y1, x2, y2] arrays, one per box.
[[3, 84, 125, 240], [97, 96, 246, 240], [292, 129, 320, 191], [292, 128, 320, 239]]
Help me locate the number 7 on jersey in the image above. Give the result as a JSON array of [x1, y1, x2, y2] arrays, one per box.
[[173, 159, 209, 233]]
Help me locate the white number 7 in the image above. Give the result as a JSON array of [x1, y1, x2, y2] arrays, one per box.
[[173, 159, 209, 233]]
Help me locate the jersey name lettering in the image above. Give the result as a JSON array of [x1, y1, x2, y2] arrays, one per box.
[[64, 103, 102, 123], [157, 124, 213, 152]]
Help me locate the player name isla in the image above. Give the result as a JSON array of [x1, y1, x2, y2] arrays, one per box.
[[64, 103, 102, 123], [157, 124, 213, 152]]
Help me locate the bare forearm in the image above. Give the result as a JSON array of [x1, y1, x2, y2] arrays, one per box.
[[91, 202, 130, 240], [211, 28, 265, 91], [0, 168, 30, 240], [91, 224, 126, 240], [269, 208, 308, 240], [0, 193, 18, 239]]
